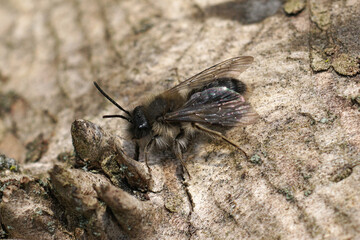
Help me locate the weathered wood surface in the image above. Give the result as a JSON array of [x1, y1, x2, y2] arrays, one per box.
[[0, 0, 359, 239]]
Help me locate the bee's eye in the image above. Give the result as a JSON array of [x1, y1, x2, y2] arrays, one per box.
[[132, 106, 151, 139], [139, 122, 149, 129]]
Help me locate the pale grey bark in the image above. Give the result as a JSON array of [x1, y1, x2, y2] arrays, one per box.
[[0, 0, 359, 239]]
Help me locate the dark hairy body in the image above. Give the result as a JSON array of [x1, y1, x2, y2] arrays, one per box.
[[94, 56, 259, 177]]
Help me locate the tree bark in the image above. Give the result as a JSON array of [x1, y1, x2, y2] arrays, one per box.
[[0, 0, 359, 239]]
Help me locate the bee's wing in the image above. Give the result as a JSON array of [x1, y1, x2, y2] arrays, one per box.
[[167, 56, 253, 94], [163, 87, 259, 126]]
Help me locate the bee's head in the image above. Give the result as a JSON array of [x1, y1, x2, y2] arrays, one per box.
[[131, 106, 151, 139], [94, 82, 150, 139]]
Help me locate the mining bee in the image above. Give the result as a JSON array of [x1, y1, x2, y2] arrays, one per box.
[[94, 56, 259, 177]]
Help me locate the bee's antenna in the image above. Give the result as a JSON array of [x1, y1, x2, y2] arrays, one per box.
[[103, 114, 132, 123], [93, 81, 132, 118]]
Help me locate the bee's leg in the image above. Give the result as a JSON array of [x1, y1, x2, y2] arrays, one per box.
[[144, 135, 158, 173], [194, 123, 249, 158], [173, 129, 191, 179], [134, 142, 140, 161], [173, 140, 191, 179]]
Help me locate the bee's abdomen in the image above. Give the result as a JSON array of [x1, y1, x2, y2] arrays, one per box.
[[188, 78, 246, 97]]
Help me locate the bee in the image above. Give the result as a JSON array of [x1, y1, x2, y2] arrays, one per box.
[[94, 56, 259, 177]]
